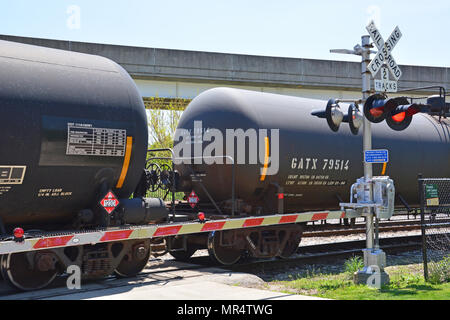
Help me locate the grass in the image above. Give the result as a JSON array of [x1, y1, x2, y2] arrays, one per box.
[[428, 255, 450, 284], [265, 258, 450, 300], [343, 256, 364, 274]]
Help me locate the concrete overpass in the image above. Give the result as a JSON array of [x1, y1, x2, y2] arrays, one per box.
[[1, 34, 448, 109]]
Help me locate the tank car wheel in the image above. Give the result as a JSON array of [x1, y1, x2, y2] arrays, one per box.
[[1, 252, 59, 291], [114, 240, 151, 278], [278, 228, 303, 259], [207, 231, 242, 265]]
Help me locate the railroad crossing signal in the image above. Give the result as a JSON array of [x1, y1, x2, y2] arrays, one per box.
[[311, 99, 363, 135], [329, 21, 413, 288], [366, 21, 402, 81], [363, 93, 430, 131]]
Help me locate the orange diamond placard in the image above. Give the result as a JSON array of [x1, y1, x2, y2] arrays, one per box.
[[100, 191, 119, 214]]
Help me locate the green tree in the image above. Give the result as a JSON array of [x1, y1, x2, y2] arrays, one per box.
[[147, 107, 182, 155], [145, 106, 184, 200]]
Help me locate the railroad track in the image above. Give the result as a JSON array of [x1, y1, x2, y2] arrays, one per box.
[[225, 235, 424, 273], [303, 218, 450, 237]]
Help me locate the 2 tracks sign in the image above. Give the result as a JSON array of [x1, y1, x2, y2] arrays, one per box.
[[366, 21, 402, 92]]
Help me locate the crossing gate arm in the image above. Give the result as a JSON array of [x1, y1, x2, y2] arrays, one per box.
[[0, 210, 346, 255]]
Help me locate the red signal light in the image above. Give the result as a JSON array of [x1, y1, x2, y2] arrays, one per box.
[[277, 193, 284, 200], [369, 106, 384, 118], [364, 94, 388, 123], [386, 103, 430, 131], [364, 95, 411, 125], [391, 112, 406, 122], [197, 212, 205, 222]]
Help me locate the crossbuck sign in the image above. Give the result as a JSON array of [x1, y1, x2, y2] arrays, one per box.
[[366, 21, 402, 81]]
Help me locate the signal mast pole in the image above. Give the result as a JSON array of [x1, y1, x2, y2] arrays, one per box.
[[331, 35, 375, 250], [361, 35, 375, 251]]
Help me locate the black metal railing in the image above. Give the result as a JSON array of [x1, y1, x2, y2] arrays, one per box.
[[146, 149, 237, 217]]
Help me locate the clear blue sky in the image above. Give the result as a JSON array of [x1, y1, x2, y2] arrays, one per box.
[[1, 0, 449, 67]]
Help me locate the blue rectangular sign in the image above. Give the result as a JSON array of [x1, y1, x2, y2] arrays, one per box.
[[364, 149, 389, 163]]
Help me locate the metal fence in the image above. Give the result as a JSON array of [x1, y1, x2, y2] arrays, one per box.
[[145, 157, 184, 202], [418, 177, 450, 283]]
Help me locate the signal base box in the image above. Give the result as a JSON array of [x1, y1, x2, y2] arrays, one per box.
[[372, 176, 395, 219], [354, 268, 390, 288], [340, 176, 395, 220], [354, 249, 390, 288], [363, 248, 386, 269]]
